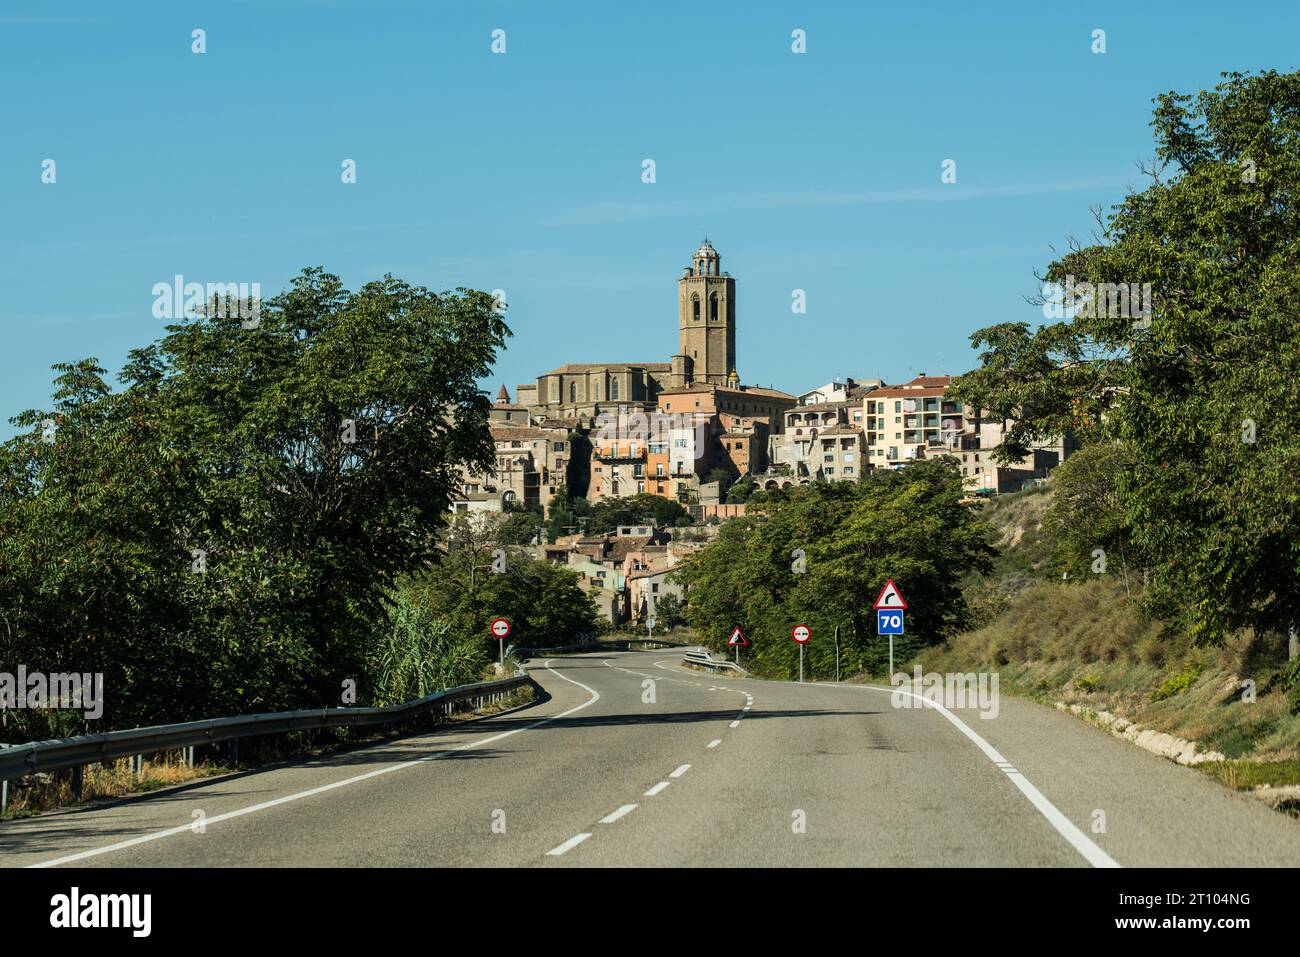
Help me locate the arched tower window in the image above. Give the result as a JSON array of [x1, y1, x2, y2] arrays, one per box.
[[692, 296, 700, 321], [612, 379, 620, 400], [569, 381, 576, 403], [709, 294, 719, 322]]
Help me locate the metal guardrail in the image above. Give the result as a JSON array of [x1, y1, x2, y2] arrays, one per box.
[[0, 672, 531, 788], [681, 650, 747, 674], [517, 637, 689, 657]]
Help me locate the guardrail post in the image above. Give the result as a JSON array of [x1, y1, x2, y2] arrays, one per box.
[[132, 754, 143, 778], [70, 764, 83, 801], [226, 739, 240, 765], [1, 779, 8, 815]]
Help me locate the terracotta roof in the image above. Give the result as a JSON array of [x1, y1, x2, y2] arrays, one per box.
[[658, 383, 795, 400], [496, 384, 511, 402], [865, 386, 949, 400]]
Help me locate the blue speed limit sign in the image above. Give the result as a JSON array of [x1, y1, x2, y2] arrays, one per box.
[[877, 609, 904, 635]]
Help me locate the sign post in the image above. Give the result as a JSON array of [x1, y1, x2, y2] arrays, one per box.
[[873, 580, 908, 677], [728, 626, 749, 665], [647, 616, 656, 640], [791, 624, 810, 682], [834, 624, 841, 683], [490, 617, 511, 668]]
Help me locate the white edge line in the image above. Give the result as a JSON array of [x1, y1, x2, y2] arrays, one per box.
[[29, 658, 602, 868], [546, 832, 592, 856], [857, 684, 1119, 869]]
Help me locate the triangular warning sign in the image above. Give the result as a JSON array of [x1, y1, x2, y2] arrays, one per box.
[[727, 626, 749, 647], [872, 579, 908, 610]]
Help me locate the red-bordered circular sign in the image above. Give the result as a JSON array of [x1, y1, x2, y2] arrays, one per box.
[[791, 623, 811, 644], [490, 617, 511, 638]]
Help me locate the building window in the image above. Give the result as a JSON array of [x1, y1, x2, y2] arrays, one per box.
[[554, 441, 565, 451], [652, 583, 659, 593], [612, 380, 620, 400], [692, 297, 700, 321], [593, 383, 600, 401], [570, 382, 577, 403], [710, 294, 719, 321]]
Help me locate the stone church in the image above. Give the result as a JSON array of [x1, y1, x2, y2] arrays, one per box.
[[515, 240, 762, 423]]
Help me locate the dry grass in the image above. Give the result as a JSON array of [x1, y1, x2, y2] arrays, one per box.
[[917, 577, 1300, 762], [3, 754, 227, 819]]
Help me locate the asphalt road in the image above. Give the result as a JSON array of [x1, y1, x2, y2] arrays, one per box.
[[3, 649, 1299, 867]]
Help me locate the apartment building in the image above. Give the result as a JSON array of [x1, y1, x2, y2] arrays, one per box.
[[862, 375, 975, 468], [455, 421, 571, 512]]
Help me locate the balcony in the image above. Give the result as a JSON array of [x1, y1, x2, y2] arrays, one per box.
[[595, 446, 647, 462]]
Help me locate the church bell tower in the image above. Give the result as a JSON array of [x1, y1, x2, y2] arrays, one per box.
[[676, 239, 735, 386]]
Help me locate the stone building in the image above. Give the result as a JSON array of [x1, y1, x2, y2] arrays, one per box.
[[516, 240, 793, 426]]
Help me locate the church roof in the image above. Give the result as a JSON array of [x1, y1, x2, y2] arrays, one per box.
[[541, 362, 672, 375], [496, 384, 510, 402]]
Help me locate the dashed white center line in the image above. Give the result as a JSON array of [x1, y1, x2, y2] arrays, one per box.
[[669, 764, 691, 778], [707, 739, 722, 749], [546, 833, 592, 856], [644, 781, 671, 797], [599, 804, 638, 824], [729, 720, 740, 728]]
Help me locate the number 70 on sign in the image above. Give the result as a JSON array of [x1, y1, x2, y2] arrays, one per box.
[[876, 609, 904, 635]]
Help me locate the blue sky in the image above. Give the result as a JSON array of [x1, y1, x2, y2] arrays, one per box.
[[2, 1, 1296, 434]]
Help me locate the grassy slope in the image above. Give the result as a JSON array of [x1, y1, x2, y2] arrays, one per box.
[[912, 487, 1300, 793]]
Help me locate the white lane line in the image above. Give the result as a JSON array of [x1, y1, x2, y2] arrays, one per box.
[[707, 739, 722, 749], [669, 764, 691, 778], [848, 683, 1119, 869], [644, 781, 670, 797], [729, 720, 740, 728], [546, 832, 592, 855], [599, 804, 638, 824], [743, 706, 751, 711], [29, 659, 603, 869]]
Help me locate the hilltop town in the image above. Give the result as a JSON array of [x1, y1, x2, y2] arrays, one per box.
[[452, 240, 1077, 626]]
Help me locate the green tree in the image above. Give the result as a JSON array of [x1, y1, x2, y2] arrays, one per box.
[[1041, 442, 1143, 590], [950, 71, 1300, 648], [675, 459, 995, 679], [0, 269, 508, 738], [545, 484, 591, 542], [411, 519, 599, 651], [725, 474, 756, 504], [585, 493, 691, 534]]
